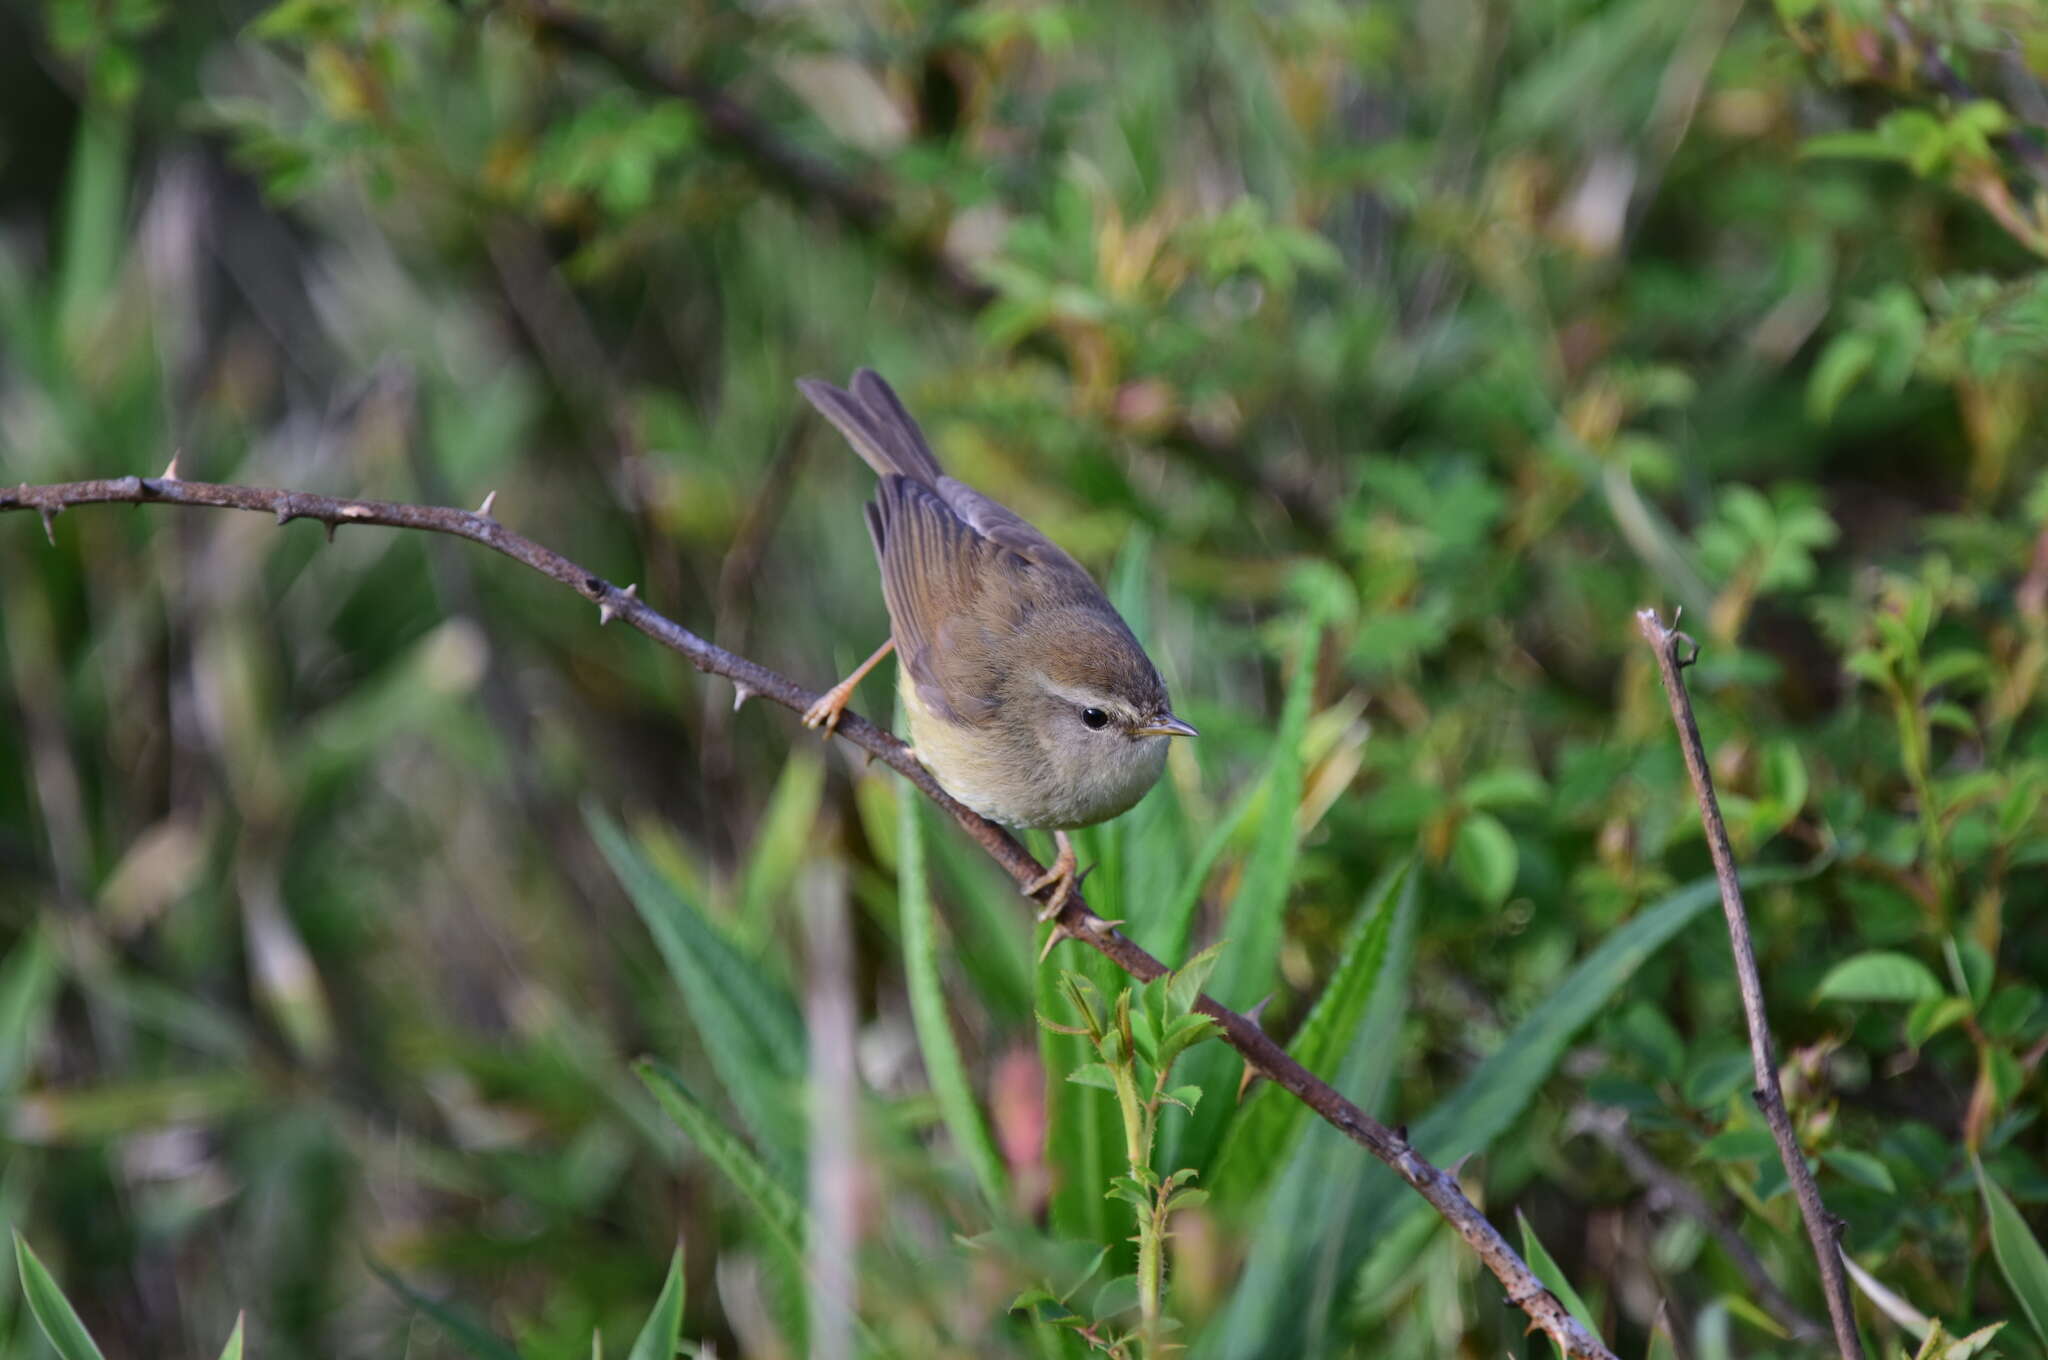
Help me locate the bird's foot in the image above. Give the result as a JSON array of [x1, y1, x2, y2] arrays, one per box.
[[801, 637, 896, 739], [801, 677, 860, 736], [1026, 831, 1081, 923]]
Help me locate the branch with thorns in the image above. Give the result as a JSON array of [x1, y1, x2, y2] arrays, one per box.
[[2, 472, 1615, 1359]]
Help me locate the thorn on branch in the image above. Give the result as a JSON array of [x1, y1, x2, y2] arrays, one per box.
[[1038, 919, 1077, 965], [732, 682, 755, 712], [598, 581, 638, 626], [274, 495, 295, 526], [39, 504, 59, 546], [161, 452, 182, 481], [477, 490, 498, 518]]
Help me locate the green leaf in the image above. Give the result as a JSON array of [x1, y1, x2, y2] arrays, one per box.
[[1822, 1147, 1897, 1193], [1683, 1049, 1754, 1109], [627, 1247, 687, 1360], [1907, 995, 1975, 1048], [638, 1060, 805, 1261], [366, 1256, 527, 1360], [15, 1232, 109, 1360], [1459, 767, 1548, 810], [1815, 951, 1946, 1004], [898, 791, 1009, 1207], [589, 809, 805, 1169], [1213, 863, 1411, 1205], [1067, 1062, 1119, 1091], [1981, 986, 2043, 1040], [1646, 1307, 1682, 1360], [1807, 332, 1877, 420], [214, 1314, 246, 1360], [1516, 1210, 1605, 1352], [1167, 941, 1226, 1019], [1452, 812, 1518, 905], [1976, 1159, 2048, 1350], [1701, 1127, 1777, 1162], [1946, 936, 1994, 1008]]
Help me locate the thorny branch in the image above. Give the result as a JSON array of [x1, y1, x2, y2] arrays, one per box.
[[1635, 609, 1865, 1360], [3, 475, 1613, 1360]]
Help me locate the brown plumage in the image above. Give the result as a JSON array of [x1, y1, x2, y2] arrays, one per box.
[[797, 370, 1194, 845]]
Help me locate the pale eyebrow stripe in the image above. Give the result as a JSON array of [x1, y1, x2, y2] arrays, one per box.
[[1032, 672, 1135, 717]]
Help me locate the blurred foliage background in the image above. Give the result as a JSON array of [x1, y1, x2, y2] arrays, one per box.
[[5, 0, 2048, 1355]]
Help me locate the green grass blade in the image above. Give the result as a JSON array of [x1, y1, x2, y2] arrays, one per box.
[[55, 110, 125, 347], [589, 807, 805, 1169], [1195, 867, 1419, 1359], [735, 750, 827, 948], [638, 1059, 805, 1261], [627, 1247, 687, 1360], [1039, 947, 1120, 1244], [1173, 616, 1322, 1172], [14, 1232, 108, 1360], [1212, 862, 1411, 1206], [1976, 1158, 2048, 1349], [1408, 873, 1733, 1167], [1517, 1209, 1604, 1353], [1209, 615, 1321, 1010], [1096, 527, 1191, 942], [366, 1257, 527, 1360], [900, 792, 1010, 1208], [1145, 774, 1260, 970], [925, 817, 1035, 1022], [215, 1313, 246, 1360], [0, 926, 61, 1098]]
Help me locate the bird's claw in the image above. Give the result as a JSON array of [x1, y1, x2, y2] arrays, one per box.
[[801, 681, 857, 737], [1025, 832, 1081, 923]]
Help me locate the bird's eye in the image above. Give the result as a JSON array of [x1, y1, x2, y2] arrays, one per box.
[[1080, 706, 1109, 730]]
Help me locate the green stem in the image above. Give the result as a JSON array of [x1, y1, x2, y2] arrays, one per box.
[[1109, 1058, 1161, 1355]]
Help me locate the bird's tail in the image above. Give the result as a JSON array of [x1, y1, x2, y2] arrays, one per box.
[[796, 369, 945, 484]]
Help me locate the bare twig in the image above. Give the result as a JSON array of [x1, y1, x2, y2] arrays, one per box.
[[1634, 609, 1864, 1360], [2, 475, 1614, 1360], [1573, 1105, 1827, 1343]]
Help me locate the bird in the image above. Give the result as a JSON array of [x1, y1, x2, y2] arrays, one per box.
[[795, 369, 1197, 923]]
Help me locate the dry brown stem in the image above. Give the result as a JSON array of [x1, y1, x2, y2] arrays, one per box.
[[1634, 608, 1864, 1360]]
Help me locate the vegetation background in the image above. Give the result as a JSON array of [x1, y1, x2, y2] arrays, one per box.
[[3, 0, 2048, 1355]]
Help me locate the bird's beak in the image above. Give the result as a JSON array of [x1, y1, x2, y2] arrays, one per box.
[[1134, 713, 1199, 739]]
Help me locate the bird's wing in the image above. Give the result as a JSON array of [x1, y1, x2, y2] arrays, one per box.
[[930, 475, 1098, 594], [866, 475, 1047, 727]]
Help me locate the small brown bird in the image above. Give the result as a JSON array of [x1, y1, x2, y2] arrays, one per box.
[[797, 369, 1196, 919]]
